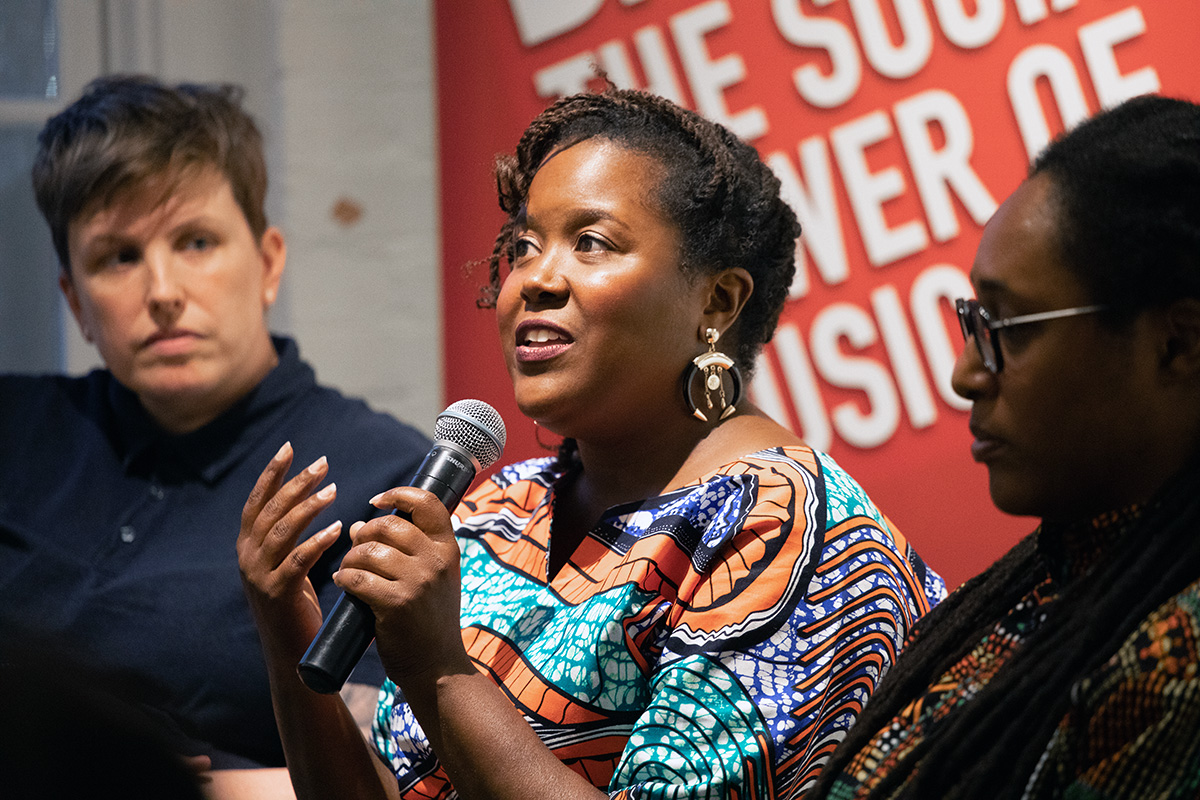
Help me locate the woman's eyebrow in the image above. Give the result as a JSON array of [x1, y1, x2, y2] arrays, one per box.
[[970, 274, 1015, 300], [522, 206, 629, 232]]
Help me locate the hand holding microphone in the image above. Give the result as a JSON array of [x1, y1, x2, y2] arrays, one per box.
[[297, 399, 506, 694]]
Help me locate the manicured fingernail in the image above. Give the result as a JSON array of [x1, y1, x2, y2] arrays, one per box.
[[316, 482, 336, 500], [318, 520, 342, 539], [368, 493, 384, 506], [306, 456, 327, 476], [349, 520, 365, 538], [274, 441, 292, 461]]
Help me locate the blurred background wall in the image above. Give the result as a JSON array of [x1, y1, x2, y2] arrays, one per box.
[[0, 0, 442, 431]]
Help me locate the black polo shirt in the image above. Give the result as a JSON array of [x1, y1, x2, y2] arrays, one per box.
[[0, 337, 430, 768]]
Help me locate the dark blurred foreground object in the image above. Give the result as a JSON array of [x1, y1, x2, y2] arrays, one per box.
[[0, 643, 205, 800]]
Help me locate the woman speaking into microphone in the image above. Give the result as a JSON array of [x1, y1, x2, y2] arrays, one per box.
[[237, 87, 945, 800]]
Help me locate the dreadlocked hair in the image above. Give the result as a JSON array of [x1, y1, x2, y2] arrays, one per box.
[[1032, 95, 1200, 325], [478, 87, 800, 377], [810, 463, 1200, 800], [809, 94, 1200, 800]]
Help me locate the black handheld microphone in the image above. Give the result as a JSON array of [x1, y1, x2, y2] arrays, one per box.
[[297, 399, 506, 694]]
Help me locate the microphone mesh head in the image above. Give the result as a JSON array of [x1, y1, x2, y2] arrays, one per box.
[[434, 399, 506, 469]]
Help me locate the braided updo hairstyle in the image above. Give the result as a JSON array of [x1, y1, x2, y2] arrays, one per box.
[[480, 87, 801, 377]]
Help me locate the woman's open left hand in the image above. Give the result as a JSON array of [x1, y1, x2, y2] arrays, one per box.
[[335, 486, 470, 683], [237, 442, 343, 661]]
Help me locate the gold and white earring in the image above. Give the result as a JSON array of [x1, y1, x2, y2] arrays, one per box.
[[683, 327, 742, 422]]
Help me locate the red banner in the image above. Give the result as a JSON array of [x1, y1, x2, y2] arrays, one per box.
[[435, 0, 1199, 587]]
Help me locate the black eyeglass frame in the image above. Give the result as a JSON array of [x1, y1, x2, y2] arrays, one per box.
[[954, 298, 1107, 374]]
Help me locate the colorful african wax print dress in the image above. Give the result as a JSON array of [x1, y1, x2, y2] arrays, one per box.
[[826, 506, 1200, 799], [373, 445, 946, 799]]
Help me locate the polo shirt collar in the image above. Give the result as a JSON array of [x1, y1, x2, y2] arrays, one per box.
[[110, 336, 315, 484]]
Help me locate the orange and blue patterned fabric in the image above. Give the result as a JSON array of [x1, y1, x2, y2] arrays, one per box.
[[373, 445, 945, 799]]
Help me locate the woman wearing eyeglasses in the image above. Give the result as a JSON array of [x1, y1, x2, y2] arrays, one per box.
[[806, 94, 1200, 800]]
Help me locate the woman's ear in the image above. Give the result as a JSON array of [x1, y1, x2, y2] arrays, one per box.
[[259, 226, 287, 307], [702, 267, 754, 335], [58, 271, 92, 343], [1160, 297, 1200, 380]]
